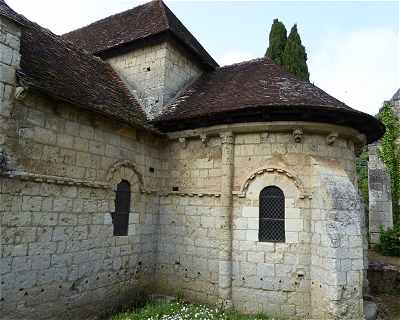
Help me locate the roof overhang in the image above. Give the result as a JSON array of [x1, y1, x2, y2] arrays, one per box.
[[153, 105, 385, 144]]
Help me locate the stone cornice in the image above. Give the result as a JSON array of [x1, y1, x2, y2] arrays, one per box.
[[0, 170, 110, 189], [167, 121, 366, 146]]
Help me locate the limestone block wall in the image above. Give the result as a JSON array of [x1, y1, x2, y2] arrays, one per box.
[[155, 136, 223, 303], [0, 16, 21, 167], [310, 159, 364, 320], [0, 91, 164, 319], [107, 40, 202, 120], [158, 126, 362, 319], [368, 143, 393, 244], [230, 131, 356, 319], [163, 42, 202, 104]]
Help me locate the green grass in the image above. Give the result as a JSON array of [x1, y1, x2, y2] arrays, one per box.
[[112, 301, 272, 320]]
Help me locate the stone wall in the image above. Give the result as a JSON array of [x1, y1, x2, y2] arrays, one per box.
[[0, 16, 21, 168], [310, 159, 364, 320], [107, 40, 202, 120], [155, 136, 223, 303], [0, 90, 164, 319], [367, 95, 399, 244], [156, 125, 363, 319], [368, 143, 393, 244]]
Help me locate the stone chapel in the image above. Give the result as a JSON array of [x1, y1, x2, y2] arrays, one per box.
[[0, 1, 385, 319]]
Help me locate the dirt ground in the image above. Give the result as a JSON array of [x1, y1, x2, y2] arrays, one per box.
[[375, 294, 400, 320]]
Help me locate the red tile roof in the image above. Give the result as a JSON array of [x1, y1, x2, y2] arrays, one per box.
[[153, 58, 384, 143], [63, 0, 218, 70], [0, 1, 152, 131]]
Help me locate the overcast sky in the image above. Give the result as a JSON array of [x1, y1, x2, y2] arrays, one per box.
[[6, 0, 400, 115]]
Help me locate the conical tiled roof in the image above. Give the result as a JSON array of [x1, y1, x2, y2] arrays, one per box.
[[153, 58, 384, 143]]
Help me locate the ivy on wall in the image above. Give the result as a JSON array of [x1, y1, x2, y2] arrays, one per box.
[[356, 148, 369, 204], [378, 102, 400, 224]]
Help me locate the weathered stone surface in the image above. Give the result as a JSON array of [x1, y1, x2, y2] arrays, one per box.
[[368, 143, 393, 244], [107, 41, 202, 120]]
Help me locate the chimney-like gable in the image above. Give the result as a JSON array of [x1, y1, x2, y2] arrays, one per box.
[[63, 0, 218, 119], [106, 37, 203, 119]]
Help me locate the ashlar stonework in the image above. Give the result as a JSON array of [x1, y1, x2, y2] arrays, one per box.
[[0, 1, 385, 320]]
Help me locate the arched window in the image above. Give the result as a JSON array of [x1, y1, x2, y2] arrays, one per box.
[[112, 180, 131, 236], [259, 186, 285, 242]]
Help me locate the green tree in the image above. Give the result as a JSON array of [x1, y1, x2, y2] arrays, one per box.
[[378, 102, 400, 224], [282, 24, 310, 81], [265, 19, 287, 65]]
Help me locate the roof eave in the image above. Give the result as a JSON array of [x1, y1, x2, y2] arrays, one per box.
[[152, 104, 385, 144]]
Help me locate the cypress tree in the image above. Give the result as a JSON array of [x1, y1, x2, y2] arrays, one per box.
[[265, 19, 287, 65], [282, 24, 310, 81]]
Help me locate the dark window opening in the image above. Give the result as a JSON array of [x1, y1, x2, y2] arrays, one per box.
[[259, 186, 285, 242], [172, 186, 179, 192], [112, 180, 131, 236], [149, 167, 155, 173]]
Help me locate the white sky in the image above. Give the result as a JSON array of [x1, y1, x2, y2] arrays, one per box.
[[5, 0, 400, 115]]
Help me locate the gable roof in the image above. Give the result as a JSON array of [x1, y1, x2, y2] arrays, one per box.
[[0, 1, 152, 131], [153, 58, 384, 143], [63, 0, 218, 70]]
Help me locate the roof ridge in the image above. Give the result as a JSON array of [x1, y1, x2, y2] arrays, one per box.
[[218, 57, 267, 70], [63, 1, 161, 37], [158, 0, 170, 29]]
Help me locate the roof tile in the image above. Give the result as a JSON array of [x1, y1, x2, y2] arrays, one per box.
[[0, 1, 151, 131], [63, 0, 218, 69], [153, 58, 384, 143]]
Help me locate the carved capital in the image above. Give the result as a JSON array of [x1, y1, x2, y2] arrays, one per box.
[[15, 86, 28, 101], [260, 132, 269, 143], [178, 137, 187, 148], [200, 134, 208, 146], [326, 132, 339, 145], [220, 131, 234, 145], [293, 128, 303, 143]]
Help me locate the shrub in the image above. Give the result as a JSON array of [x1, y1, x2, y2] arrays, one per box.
[[377, 224, 400, 256]]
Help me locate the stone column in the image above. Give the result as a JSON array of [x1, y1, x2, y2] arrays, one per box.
[[368, 143, 393, 244], [218, 131, 234, 307]]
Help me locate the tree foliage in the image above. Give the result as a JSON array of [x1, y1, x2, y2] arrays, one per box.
[[282, 24, 310, 81], [265, 19, 287, 65], [378, 102, 400, 224], [377, 224, 400, 256]]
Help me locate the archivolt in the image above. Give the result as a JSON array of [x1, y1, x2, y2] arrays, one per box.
[[237, 167, 309, 198], [105, 160, 144, 190]]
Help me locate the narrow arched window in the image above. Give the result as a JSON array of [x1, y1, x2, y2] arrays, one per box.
[[112, 180, 131, 236], [259, 186, 285, 242]]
